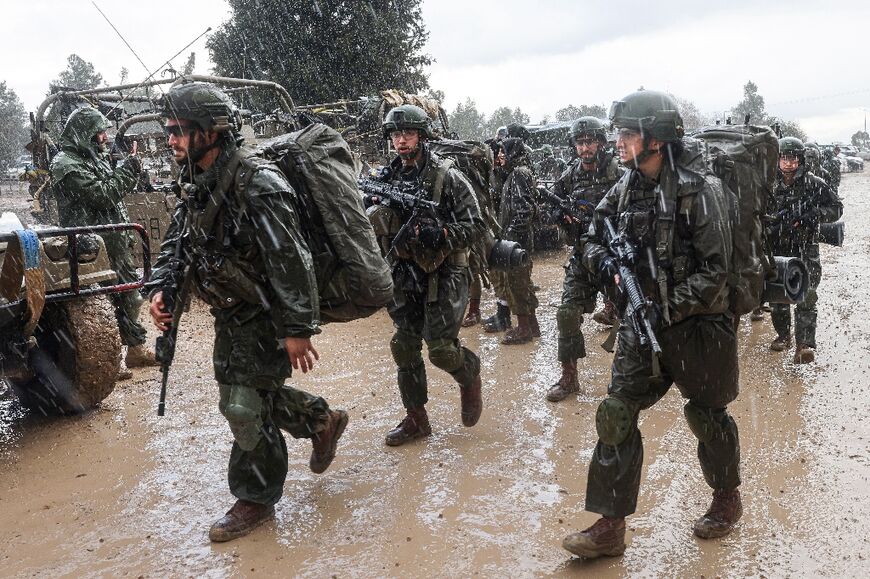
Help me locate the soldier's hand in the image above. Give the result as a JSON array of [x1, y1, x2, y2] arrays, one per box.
[[131, 141, 138, 155], [149, 292, 173, 331], [284, 337, 320, 373]]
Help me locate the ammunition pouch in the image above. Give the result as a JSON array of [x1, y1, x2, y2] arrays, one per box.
[[194, 253, 265, 309]]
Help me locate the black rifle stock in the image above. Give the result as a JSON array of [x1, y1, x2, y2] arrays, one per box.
[[358, 178, 441, 254], [602, 218, 662, 355]]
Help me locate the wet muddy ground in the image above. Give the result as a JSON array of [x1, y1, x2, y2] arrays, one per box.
[[2, 174, 869, 578]]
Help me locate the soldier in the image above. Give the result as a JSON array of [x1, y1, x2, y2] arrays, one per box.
[[804, 142, 832, 188], [562, 91, 743, 558], [49, 106, 159, 373], [766, 137, 842, 363], [480, 140, 512, 333], [822, 146, 842, 192], [546, 116, 624, 402], [535, 144, 567, 181], [372, 104, 485, 446], [147, 82, 348, 542], [489, 137, 539, 344]]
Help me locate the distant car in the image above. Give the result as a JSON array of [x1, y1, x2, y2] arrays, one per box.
[[845, 155, 864, 172]]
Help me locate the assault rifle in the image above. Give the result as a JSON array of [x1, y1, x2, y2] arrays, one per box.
[[358, 177, 441, 254], [539, 187, 597, 223], [601, 217, 662, 355]]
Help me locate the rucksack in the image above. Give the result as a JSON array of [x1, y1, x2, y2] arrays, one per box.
[[426, 139, 502, 280], [256, 123, 394, 323], [690, 125, 779, 316]]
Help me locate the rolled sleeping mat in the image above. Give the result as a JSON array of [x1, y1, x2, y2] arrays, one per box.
[[819, 220, 845, 247], [762, 255, 809, 304], [488, 239, 529, 270]]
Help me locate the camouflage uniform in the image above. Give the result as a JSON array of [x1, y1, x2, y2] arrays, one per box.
[[536, 148, 567, 182], [380, 146, 484, 412], [49, 107, 146, 348], [580, 140, 741, 519], [151, 139, 335, 507], [497, 138, 538, 333], [767, 167, 842, 350], [822, 150, 841, 192], [554, 152, 623, 364]]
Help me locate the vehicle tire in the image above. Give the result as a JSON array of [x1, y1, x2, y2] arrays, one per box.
[[9, 294, 121, 414]]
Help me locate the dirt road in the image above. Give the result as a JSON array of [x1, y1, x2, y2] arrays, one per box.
[[2, 173, 869, 578]]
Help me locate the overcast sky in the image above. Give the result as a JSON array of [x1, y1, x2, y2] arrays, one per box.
[[2, 0, 868, 143]]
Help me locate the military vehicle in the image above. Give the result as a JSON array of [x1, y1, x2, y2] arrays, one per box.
[[0, 214, 149, 414]]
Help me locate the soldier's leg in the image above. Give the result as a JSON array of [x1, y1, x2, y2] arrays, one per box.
[[794, 246, 822, 349], [483, 270, 512, 332], [462, 272, 483, 327], [769, 302, 792, 350], [585, 321, 672, 518], [103, 232, 147, 347], [503, 261, 538, 344], [387, 288, 428, 410], [684, 403, 741, 490]]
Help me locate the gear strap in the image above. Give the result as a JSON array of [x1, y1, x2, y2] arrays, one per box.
[[0, 230, 46, 337]]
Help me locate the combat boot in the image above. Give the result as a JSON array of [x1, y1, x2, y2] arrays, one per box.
[[459, 373, 483, 427], [310, 409, 349, 474], [750, 307, 764, 321], [482, 303, 512, 333], [117, 361, 133, 381], [693, 488, 742, 539], [793, 343, 815, 364], [208, 499, 275, 543], [502, 315, 534, 345], [461, 299, 482, 327], [385, 406, 431, 446], [592, 300, 618, 326], [546, 360, 579, 402], [125, 344, 160, 368], [769, 334, 792, 352], [562, 516, 626, 558]]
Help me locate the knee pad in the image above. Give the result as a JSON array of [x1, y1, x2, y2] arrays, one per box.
[[220, 385, 265, 451], [427, 338, 463, 373], [556, 304, 583, 336], [390, 331, 423, 368], [595, 397, 632, 446], [683, 402, 716, 444]]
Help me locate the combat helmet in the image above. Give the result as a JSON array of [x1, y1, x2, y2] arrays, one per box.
[[609, 89, 684, 142], [541, 144, 554, 157], [779, 137, 805, 157], [161, 81, 240, 133], [570, 116, 607, 142], [382, 104, 434, 139]]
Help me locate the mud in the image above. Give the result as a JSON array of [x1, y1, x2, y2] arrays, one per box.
[[2, 174, 869, 577]]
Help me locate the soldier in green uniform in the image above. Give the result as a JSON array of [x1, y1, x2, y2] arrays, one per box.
[[535, 144, 567, 181], [822, 146, 842, 192], [491, 137, 539, 344], [480, 139, 513, 333], [49, 106, 159, 371], [371, 105, 485, 446], [147, 82, 348, 542], [546, 116, 624, 402], [562, 90, 743, 559], [767, 137, 842, 363], [804, 142, 832, 188]]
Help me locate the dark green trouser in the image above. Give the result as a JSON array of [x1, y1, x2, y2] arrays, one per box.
[[469, 272, 482, 301], [556, 253, 598, 362], [213, 312, 331, 506], [388, 265, 481, 410], [489, 270, 508, 302], [103, 232, 147, 347], [585, 315, 741, 518], [771, 244, 822, 347], [505, 260, 539, 316]]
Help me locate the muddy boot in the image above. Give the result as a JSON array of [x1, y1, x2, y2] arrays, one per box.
[[208, 499, 275, 543], [769, 334, 792, 352], [459, 373, 483, 427], [562, 516, 626, 558], [502, 315, 534, 345], [483, 303, 512, 333], [693, 489, 742, 539], [546, 360, 579, 402], [310, 409, 349, 474], [385, 406, 431, 446], [793, 343, 815, 364], [750, 307, 764, 322], [461, 299, 482, 327], [530, 312, 541, 337], [125, 344, 160, 368], [592, 300, 617, 326], [117, 366, 133, 381]]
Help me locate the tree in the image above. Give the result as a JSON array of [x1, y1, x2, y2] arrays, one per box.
[[448, 98, 487, 141], [119, 67, 129, 85], [0, 82, 29, 170], [732, 81, 766, 124], [51, 54, 103, 91], [181, 52, 196, 75], [773, 118, 807, 142], [208, 0, 432, 106], [484, 106, 530, 138], [554, 104, 606, 122], [671, 95, 710, 131], [851, 131, 869, 148]]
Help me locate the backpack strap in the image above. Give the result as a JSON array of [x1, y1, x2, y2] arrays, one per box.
[[187, 151, 244, 242]]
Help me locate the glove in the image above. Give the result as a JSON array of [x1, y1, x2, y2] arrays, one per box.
[[418, 225, 447, 249], [598, 257, 619, 288]]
